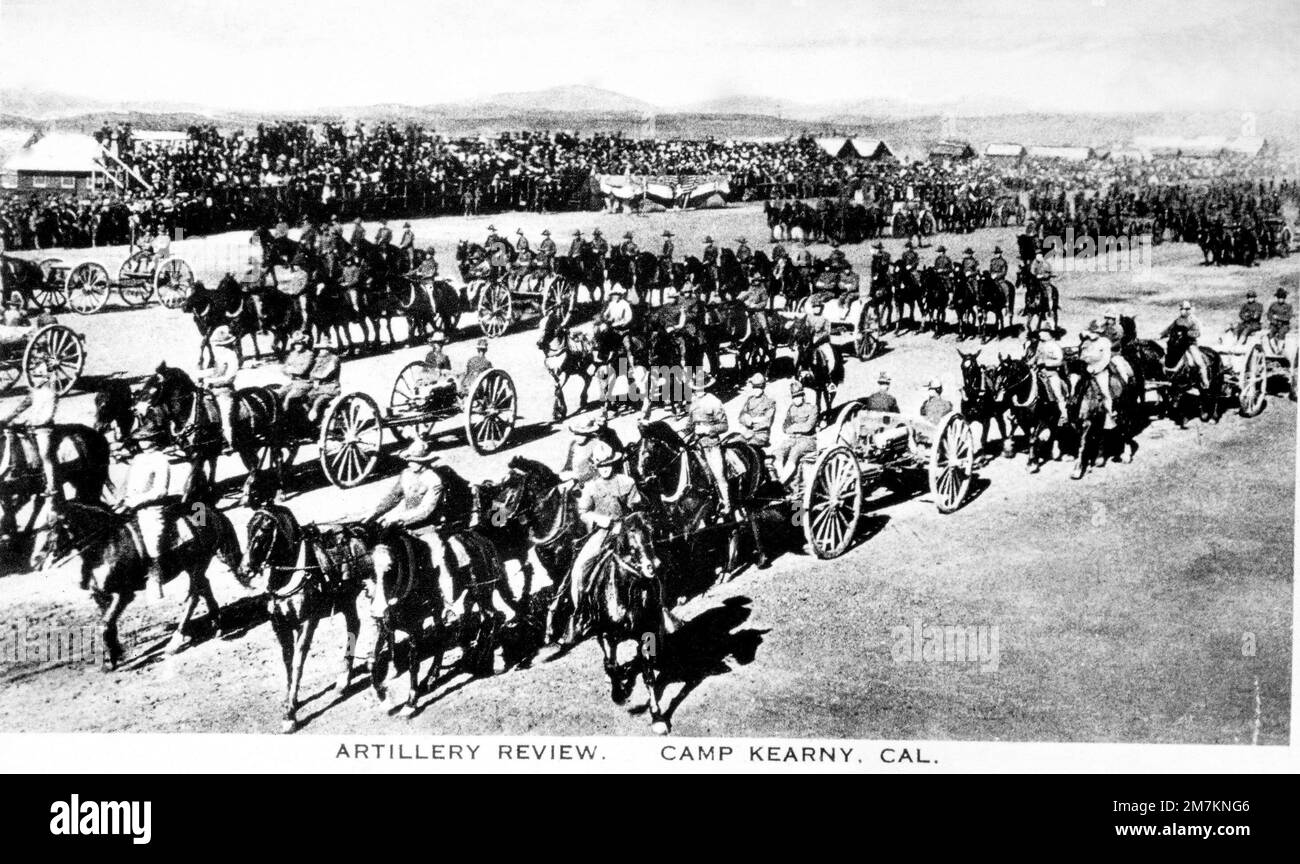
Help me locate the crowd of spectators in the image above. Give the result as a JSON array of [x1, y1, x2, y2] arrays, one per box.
[[2, 119, 1297, 251]]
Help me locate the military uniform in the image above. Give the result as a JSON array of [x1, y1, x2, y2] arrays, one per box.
[[569, 471, 643, 626], [307, 349, 341, 419], [774, 396, 818, 480], [537, 235, 557, 271], [591, 232, 610, 258], [619, 237, 638, 257], [735, 240, 753, 265], [989, 253, 1008, 280], [961, 253, 979, 276], [933, 250, 953, 275], [397, 225, 416, 267], [738, 391, 776, 447], [702, 241, 718, 268], [567, 234, 585, 258], [461, 353, 492, 393], [864, 388, 900, 413], [374, 222, 393, 247], [690, 388, 730, 510], [920, 394, 954, 425], [1267, 297, 1293, 341], [899, 247, 919, 271]]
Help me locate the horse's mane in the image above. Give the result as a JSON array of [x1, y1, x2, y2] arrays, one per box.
[[508, 455, 560, 488], [637, 419, 686, 452]]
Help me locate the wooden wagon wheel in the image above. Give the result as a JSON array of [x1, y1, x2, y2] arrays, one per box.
[[388, 361, 438, 442], [318, 392, 383, 488], [802, 445, 862, 559], [477, 280, 513, 338], [928, 412, 975, 514], [65, 262, 111, 314], [154, 258, 195, 309], [830, 400, 866, 448], [465, 369, 517, 454], [33, 258, 68, 311], [22, 324, 85, 395], [1238, 343, 1267, 417], [541, 276, 575, 321], [856, 303, 880, 360], [117, 252, 154, 306]]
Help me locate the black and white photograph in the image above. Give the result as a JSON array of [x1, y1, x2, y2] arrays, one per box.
[[0, 0, 1295, 773]]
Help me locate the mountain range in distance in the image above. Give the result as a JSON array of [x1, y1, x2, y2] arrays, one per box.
[[1, 84, 1296, 151]]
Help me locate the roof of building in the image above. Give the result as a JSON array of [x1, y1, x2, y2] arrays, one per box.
[[929, 140, 975, 158], [985, 143, 1027, 157], [3, 132, 103, 174], [1026, 145, 1095, 161]]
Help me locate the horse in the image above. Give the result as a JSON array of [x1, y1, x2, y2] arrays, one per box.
[[1066, 364, 1142, 480], [892, 263, 925, 330], [183, 276, 253, 366], [0, 424, 111, 565], [975, 271, 1010, 341], [790, 318, 843, 414], [1019, 267, 1059, 332], [93, 377, 137, 450], [136, 363, 284, 488], [583, 511, 671, 734], [554, 248, 605, 305], [366, 523, 506, 714], [992, 355, 1067, 471], [957, 349, 1008, 456], [30, 499, 244, 670], [1163, 326, 1225, 426], [537, 308, 597, 420], [241, 506, 366, 732], [591, 323, 653, 418]]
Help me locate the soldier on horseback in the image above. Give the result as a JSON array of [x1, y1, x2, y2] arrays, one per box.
[[604, 285, 636, 360], [1160, 301, 1211, 390], [1031, 325, 1069, 412], [688, 371, 731, 517], [567, 229, 585, 258], [559, 418, 604, 487], [735, 237, 753, 267], [591, 228, 609, 259], [989, 245, 1009, 281], [537, 229, 557, 273], [1099, 309, 1123, 347], [397, 222, 416, 270], [563, 440, 643, 645], [659, 230, 675, 284], [899, 241, 919, 273], [115, 423, 174, 599], [195, 325, 240, 454], [961, 246, 980, 279], [0, 377, 60, 503], [702, 236, 718, 269], [619, 231, 638, 258], [933, 244, 953, 277]]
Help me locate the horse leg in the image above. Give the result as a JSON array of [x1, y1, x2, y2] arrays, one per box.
[[166, 573, 203, 655], [99, 591, 129, 671], [280, 613, 320, 731], [599, 634, 632, 705], [1071, 420, 1092, 480], [398, 620, 421, 716], [640, 634, 669, 735], [370, 623, 392, 703]]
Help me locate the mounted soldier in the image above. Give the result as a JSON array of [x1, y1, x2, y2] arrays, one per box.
[[1031, 324, 1069, 412], [195, 325, 240, 454], [567, 229, 585, 258], [659, 230, 675, 284], [114, 422, 175, 599], [899, 240, 919, 273], [397, 222, 416, 270], [734, 237, 753, 267], [687, 371, 730, 516], [374, 220, 393, 248], [960, 246, 980, 278], [1160, 301, 1210, 390], [932, 244, 953, 277], [619, 231, 638, 258], [701, 235, 718, 269], [988, 244, 1009, 281], [591, 228, 610, 259], [537, 229, 557, 273]]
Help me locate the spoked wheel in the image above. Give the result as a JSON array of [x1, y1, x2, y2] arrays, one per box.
[[65, 262, 111, 314], [929, 412, 975, 514], [388, 361, 438, 441], [541, 276, 575, 321], [34, 259, 68, 310], [465, 369, 517, 454], [155, 258, 195, 309], [318, 392, 383, 488], [856, 331, 880, 361], [802, 445, 862, 559], [23, 324, 85, 395], [1238, 343, 1267, 417], [477, 281, 513, 338], [118, 278, 154, 307], [0, 361, 18, 391]]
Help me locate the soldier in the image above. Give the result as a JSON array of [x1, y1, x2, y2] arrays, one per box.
[[988, 244, 1009, 281], [423, 330, 453, 374], [920, 378, 954, 425], [619, 231, 638, 257], [701, 235, 718, 268], [195, 325, 240, 454], [418, 331, 458, 406], [568, 229, 585, 259], [1079, 325, 1115, 419], [0, 377, 60, 503], [1267, 288, 1292, 344], [349, 217, 366, 247], [870, 241, 892, 289], [278, 331, 316, 419], [933, 244, 953, 276], [591, 228, 609, 259], [514, 228, 531, 256], [374, 219, 393, 248], [1031, 325, 1069, 409], [828, 241, 850, 273], [1100, 309, 1124, 346], [774, 383, 817, 483], [604, 285, 636, 358], [558, 418, 603, 487], [737, 373, 776, 448], [410, 245, 439, 281], [1030, 250, 1053, 282], [793, 239, 813, 272], [563, 440, 643, 644], [660, 230, 675, 262], [899, 240, 919, 272], [805, 297, 831, 350], [460, 338, 492, 395], [864, 371, 900, 413], [688, 371, 730, 516], [115, 423, 173, 599], [397, 221, 416, 269], [960, 246, 979, 277], [537, 229, 557, 272], [299, 217, 319, 254], [484, 223, 503, 249], [1160, 301, 1210, 389], [735, 237, 753, 266], [306, 339, 341, 422]]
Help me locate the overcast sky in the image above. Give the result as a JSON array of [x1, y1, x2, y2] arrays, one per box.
[[2, 0, 1296, 114]]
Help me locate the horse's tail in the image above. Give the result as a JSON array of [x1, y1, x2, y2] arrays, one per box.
[[212, 509, 246, 584]]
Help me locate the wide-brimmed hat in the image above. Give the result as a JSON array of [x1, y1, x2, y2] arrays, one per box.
[[398, 439, 441, 464], [542, 229, 551, 236], [487, 224, 497, 231], [609, 285, 627, 296], [662, 230, 674, 237], [992, 245, 1003, 253], [872, 242, 884, 250], [963, 247, 975, 255], [210, 325, 236, 347], [1104, 309, 1118, 320], [288, 330, 311, 348], [430, 331, 447, 343], [3, 295, 23, 308], [1180, 301, 1193, 311], [622, 231, 633, 240], [476, 337, 489, 350], [927, 378, 942, 391], [592, 228, 602, 235], [936, 245, 946, 253], [748, 372, 766, 388], [516, 228, 524, 235], [703, 235, 714, 243], [569, 417, 599, 436], [789, 381, 804, 396], [1276, 288, 1288, 298], [736, 237, 747, 243], [1246, 289, 1257, 298], [810, 297, 824, 308], [592, 441, 620, 467], [877, 372, 891, 384]]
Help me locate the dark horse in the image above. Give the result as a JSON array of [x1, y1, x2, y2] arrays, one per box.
[[957, 349, 1008, 456], [241, 504, 366, 732], [992, 355, 1067, 471], [1163, 326, 1225, 426], [537, 307, 596, 421], [31, 500, 244, 670], [789, 319, 843, 414], [1, 424, 111, 565], [1065, 362, 1142, 480], [584, 511, 672, 734]]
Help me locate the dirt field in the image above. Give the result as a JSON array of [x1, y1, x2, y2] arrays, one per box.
[[0, 204, 1293, 741]]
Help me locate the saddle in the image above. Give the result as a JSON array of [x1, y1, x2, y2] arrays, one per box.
[[373, 527, 428, 607]]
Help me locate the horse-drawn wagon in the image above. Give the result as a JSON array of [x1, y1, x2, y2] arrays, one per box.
[[0, 323, 86, 394], [54, 247, 195, 314], [458, 243, 577, 339], [783, 271, 883, 361], [787, 401, 976, 558], [1, 255, 74, 311], [318, 364, 517, 487], [1215, 330, 1298, 417]]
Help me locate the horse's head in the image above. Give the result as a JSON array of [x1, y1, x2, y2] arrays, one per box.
[[243, 507, 298, 583], [957, 349, 984, 394], [28, 501, 103, 573], [630, 420, 685, 486], [992, 355, 1029, 403], [614, 511, 660, 580], [93, 377, 135, 437]]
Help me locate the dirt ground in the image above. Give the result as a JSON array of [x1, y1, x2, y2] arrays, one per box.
[[0, 204, 1293, 741]]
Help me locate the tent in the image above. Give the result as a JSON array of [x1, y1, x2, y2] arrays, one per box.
[[928, 140, 976, 160], [985, 143, 1027, 159], [1027, 145, 1095, 162]]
